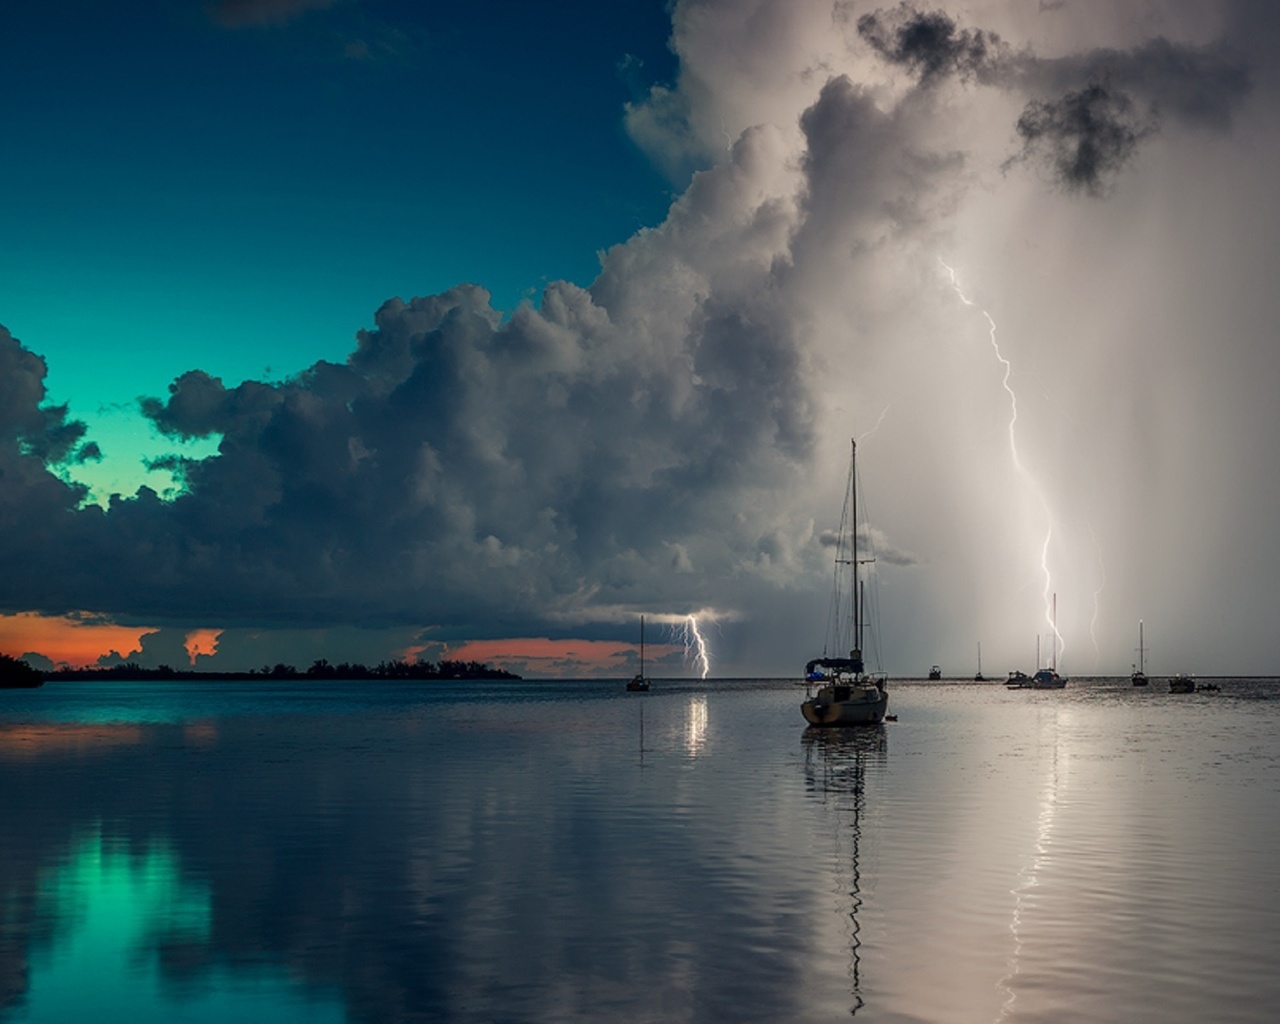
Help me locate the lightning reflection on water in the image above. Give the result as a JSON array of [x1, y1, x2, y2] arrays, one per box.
[[996, 712, 1063, 1023]]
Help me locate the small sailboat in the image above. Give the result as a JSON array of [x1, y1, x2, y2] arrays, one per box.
[[1131, 620, 1149, 686], [974, 643, 985, 681], [1030, 620, 1067, 688], [1012, 607, 1067, 689], [801, 440, 889, 727], [626, 615, 650, 692]]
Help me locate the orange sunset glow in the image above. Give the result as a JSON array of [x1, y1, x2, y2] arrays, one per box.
[[0, 723, 146, 759], [0, 611, 158, 669], [183, 628, 224, 665], [423, 637, 676, 678]]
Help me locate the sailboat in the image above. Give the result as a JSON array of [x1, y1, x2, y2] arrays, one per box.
[[801, 440, 889, 727], [626, 615, 650, 691], [1029, 596, 1067, 688], [1131, 620, 1149, 686], [974, 643, 985, 681]]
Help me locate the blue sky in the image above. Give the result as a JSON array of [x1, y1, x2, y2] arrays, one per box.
[[5, 1, 1280, 678], [1, 0, 677, 499]]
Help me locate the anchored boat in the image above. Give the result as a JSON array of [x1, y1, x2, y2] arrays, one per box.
[[626, 615, 650, 692], [1131, 620, 1149, 686], [801, 440, 889, 727]]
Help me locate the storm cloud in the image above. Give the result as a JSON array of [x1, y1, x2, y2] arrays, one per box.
[[5, 0, 1280, 674], [1007, 82, 1157, 197], [855, 3, 1251, 193], [857, 2, 1012, 86], [1, 127, 828, 638]]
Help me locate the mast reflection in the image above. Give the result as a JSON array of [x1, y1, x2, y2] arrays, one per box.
[[802, 725, 888, 1017]]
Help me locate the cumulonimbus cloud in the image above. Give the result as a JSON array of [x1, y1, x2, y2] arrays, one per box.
[[1, 0, 1267, 672]]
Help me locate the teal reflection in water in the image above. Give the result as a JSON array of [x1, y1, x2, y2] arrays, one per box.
[[13, 832, 343, 1024]]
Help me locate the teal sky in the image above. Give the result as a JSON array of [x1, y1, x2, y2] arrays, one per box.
[[1, 0, 677, 500]]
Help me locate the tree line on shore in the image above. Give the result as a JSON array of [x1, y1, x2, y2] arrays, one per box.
[[1, 653, 521, 683]]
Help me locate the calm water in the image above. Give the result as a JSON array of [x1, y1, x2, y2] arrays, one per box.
[[2, 677, 1279, 1023]]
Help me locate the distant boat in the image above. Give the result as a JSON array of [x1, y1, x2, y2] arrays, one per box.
[[626, 615, 650, 692], [1169, 674, 1195, 694], [974, 643, 985, 682], [928, 665, 942, 680], [1131, 620, 1148, 686], [800, 439, 889, 727], [1010, 601, 1067, 689], [1029, 667, 1066, 689], [1031, 600, 1068, 688]]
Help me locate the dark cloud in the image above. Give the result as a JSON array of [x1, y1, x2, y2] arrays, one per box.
[[856, 5, 1251, 195], [1007, 35, 1249, 192], [0, 330, 94, 584], [0, 215, 816, 634], [1005, 82, 1157, 197], [0, 329, 92, 467], [856, 3, 1011, 86], [1030, 38, 1252, 130]]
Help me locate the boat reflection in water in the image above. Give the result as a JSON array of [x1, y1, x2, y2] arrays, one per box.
[[801, 725, 888, 1016]]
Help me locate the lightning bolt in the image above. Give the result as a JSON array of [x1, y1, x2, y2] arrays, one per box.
[[939, 258, 1063, 662], [857, 404, 891, 444], [678, 614, 712, 679]]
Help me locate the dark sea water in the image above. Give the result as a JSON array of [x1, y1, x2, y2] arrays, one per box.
[[2, 676, 1279, 1023]]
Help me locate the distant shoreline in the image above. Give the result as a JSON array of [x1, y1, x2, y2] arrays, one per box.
[[35, 659, 522, 683]]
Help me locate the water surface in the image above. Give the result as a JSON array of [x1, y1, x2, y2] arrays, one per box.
[[2, 677, 1278, 1022]]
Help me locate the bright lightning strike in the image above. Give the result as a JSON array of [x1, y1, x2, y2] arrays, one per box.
[[680, 614, 712, 679], [939, 257, 1063, 662]]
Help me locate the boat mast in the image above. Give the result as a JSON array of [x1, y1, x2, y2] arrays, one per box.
[[852, 440, 859, 658], [640, 615, 645, 677], [850, 439, 863, 673], [1051, 594, 1057, 672], [1138, 619, 1144, 674]]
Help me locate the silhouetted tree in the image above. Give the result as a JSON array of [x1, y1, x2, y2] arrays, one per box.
[[0, 654, 44, 688]]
